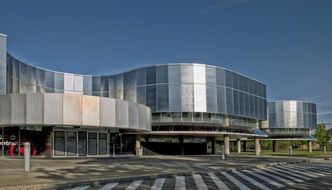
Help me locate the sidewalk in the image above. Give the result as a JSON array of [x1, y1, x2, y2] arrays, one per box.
[[0, 155, 309, 189]]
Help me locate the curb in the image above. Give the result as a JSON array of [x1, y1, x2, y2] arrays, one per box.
[[0, 159, 311, 190]]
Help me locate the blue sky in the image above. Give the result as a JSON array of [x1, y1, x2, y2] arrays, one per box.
[[0, 1, 331, 125]]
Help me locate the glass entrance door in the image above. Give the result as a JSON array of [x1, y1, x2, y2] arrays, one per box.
[[88, 132, 97, 155], [78, 131, 87, 156]]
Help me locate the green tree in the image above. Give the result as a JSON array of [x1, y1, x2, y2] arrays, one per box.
[[315, 123, 331, 154]]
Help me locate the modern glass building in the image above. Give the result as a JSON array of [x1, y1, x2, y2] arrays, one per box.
[[263, 100, 317, 138], [0, 33, 268, 157]]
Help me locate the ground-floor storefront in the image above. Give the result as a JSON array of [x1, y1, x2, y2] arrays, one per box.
[[0, 126, 137, 158]]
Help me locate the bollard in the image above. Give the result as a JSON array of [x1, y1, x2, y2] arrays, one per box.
[[221, 145, 225, 160], [289, 146, 293, 157], [24, 142, 31, 172]]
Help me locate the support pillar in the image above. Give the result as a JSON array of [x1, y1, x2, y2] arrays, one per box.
[[272, 140, 278, 152], [179, 136, 184, 155], [212, 138, 216, 154], [254, 137, 260, 156], [135, 134, 142, 157], [243, 141, 247, 152], [237, 139, 241, 154], [308, 141, 312, 153], [224, 135, 230, 156]]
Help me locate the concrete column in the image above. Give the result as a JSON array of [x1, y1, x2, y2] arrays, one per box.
[[179, 136, 184, 155], [237, 139, 241, 154], [135, 134, 142, 157], [224, 135, 230, 156], [211, 138, 216, 154], [254, 137, 261, 156], [308, 141, 312, 153], [272, 140, 278, 152]]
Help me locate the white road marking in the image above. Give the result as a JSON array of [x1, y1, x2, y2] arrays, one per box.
[[275, 165, 319, 178], [125, 180, 143, 190], [71, 185, 90, 190], [220, 171, 251, 190], [269, 167, 311, 180], [175, 176, 186, 190], [151, 178, 166, 190], [192, 174, 208, 190], [280, 165, 324, 177], [207, 172, 229, 190], [262, 168, 303, 182], [243, 170, 284, 188], [292, 165, 332, 175], [253, 169, 295, 185], [98, 182, 119, 190], [232, 171, 271, 190]]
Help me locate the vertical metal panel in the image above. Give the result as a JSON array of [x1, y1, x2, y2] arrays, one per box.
[[138, 105, 146, 130], [157, 84, 168, 111], [26, 93, 43, 124], [116, 101, 129, 128], [0, 34, 6, 95], [181, 84, 194, 112], [44, 93, 63, 124], [168, 84, 181, 112], [82, 96, 100, 126], [181, 64, 193, 83], [194, 84, 206, 112], [115, 74, 123, 99], [206, 85, 217, 113], [168, 65, 181, 83], [74, 75, 83, 94], [100, 97, 116, 127], [83, 75, 92, 95], [63, 94, 82, 125], [10, 93, 26, 124], [129, 102, 139, 129], [64, 73, 74, 93], [0, 95, 10, 124]]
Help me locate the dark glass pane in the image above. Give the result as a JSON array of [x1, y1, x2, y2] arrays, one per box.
[[136, 68, 146, 86], [146, 85, 156, 111], [206, 85, 217, 113], [206, 67, 216, 85], [225, 71, 233, 88], [83, 75, 92, 95], [137, 86, 146, 105], [168, 65, 181, 83], [157, 84, 169, 111], [92, 76, 101, 96], [146, 66, 156, 85], [156, 65, 168, 83], [217, 86, 226, 113]]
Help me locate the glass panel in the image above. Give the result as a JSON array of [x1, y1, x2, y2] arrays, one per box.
[[99, 133, 107, 155], [83, 75, 92, 95], [124, 71, 136, 101], [67, 131, 77, 156], [108, 76, 116, 98], [226, 88, 234, 115], [211, 113, 220, 123], [137, 86, 146, 105], [233, 90, 239, 115], [239, 92, 245, 116], [88, 133, 97, 155], [245, 94, 250, 117], [206, 85, 217, 113], [233, 74, 239, 90], [45, 71, 55, 93], [205, 66, 216, 85], [216, 68, 225, 86], [168, 65, 181, 83], [225, 71, 233, 88], [54, 72, 64, 93], [162, 112, 172, 122], [146, 85, 156, 111], [172, 112, 182, 122], [92, 76, 101, 96], [54, 131, 65, 156], [182, 112, 193, 122], [136, 68, 146, 86], [100, 76, 109, 97], [157, 84, 169, 111], [0, 128, 2, 157], [181, 65, 193, 83], [146, 66, 156, 85], [169, 84, 181, 112], [217, 86, 226, 113], [193, 112, 202, 122], [78, 131, 87, 156], [181, 84, 194, 111], [203, 113, 211, 123], [156, 65, 168, 83]]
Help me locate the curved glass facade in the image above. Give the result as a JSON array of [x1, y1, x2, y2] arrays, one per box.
[[268, 101, 317, 129], [6, 55, 267, 124]]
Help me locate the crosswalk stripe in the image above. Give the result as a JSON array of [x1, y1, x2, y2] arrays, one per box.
[[253, 169, 295, 185], [293, 165, 332, 174], [151, 178, 166, 190], [262, 168, 303, 182], [175, 176, 186, 190], [292, 166, 330, 175], [98, 182, 119, 190], [71, 185, 90, 190], [192, 174, 208, 190], [275, 165, 319, 178], [269, 167, 311, 180], [208, 172, 229, 190], [232, 171, 271, 190], [281, 165, 324, 177], [220, 171, 251, 190], [243, 170, 284, 188], [125, 180, 143, 190]]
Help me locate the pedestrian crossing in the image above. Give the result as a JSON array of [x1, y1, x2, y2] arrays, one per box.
[[64, 163, 332, 190]]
